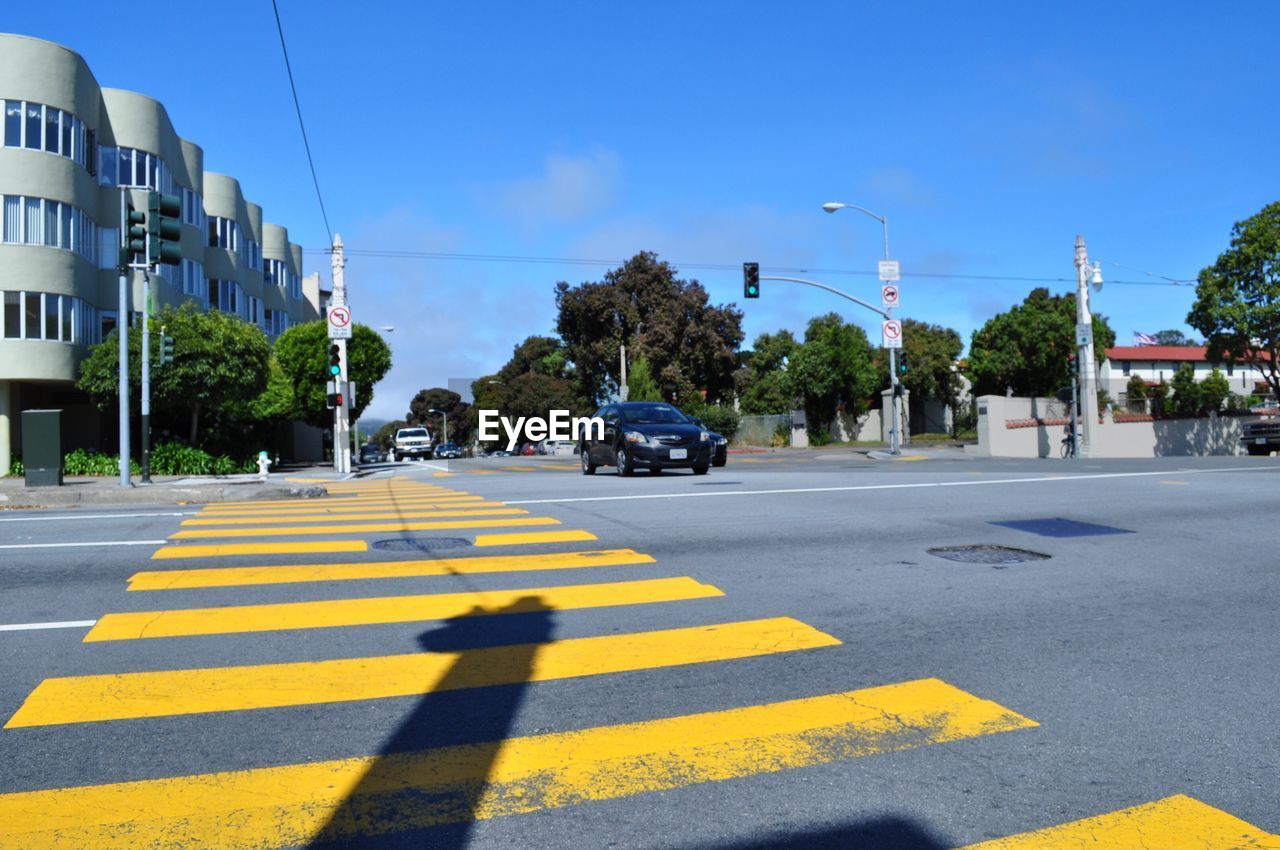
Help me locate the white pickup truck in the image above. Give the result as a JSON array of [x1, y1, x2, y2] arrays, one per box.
[[391, 427, 433, 461]]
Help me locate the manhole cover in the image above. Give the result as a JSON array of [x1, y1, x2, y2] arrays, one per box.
[[372, 538, 472, 553], [927, 545, 1050, 565]]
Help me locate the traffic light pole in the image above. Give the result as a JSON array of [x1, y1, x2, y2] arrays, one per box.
[[140, 270, 151, 484], [116, 189, 131, 488]]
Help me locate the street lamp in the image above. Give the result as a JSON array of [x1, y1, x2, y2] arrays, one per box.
[[428, 408, 448, 444], [822, 200, 901, 454]]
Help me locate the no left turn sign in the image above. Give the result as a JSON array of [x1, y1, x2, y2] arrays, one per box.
[[327, 305, 352, 339], [882, 318, 903, 349]]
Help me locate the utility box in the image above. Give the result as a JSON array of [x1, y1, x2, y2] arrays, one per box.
[[21, 409, 62, 487]]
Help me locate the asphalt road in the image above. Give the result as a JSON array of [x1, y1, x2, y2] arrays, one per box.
[[0, 451, 1277, 848]]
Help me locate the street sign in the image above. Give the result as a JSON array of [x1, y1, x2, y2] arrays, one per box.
[[327, 305, 352, 340], [882, 283, 900, 310], [878, 260, 900, 282], [882, 319, 903, 349], [1076, 322, 1093, 346]]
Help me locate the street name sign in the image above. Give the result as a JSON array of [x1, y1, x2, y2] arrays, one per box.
[[882, 319, 903, 349], [327, 305, 352, 340]]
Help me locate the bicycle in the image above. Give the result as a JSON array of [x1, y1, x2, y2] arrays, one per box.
[[1060, 429, 1076, 458]]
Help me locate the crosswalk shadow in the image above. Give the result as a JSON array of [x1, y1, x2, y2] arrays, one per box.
[[307, 598, 554, 849]]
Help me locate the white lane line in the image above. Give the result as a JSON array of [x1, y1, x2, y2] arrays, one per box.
[[0, 511, 197, 523], [505, 466, 1275, 505], [0, 620, 96, 632], [0, 539, 168, 550]]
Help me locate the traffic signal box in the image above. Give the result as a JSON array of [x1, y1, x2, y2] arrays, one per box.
[[147, 191, 182, 266], [743, 262, 760, 299], [328, 344, 342, 377], [160, 333, 175, 365]]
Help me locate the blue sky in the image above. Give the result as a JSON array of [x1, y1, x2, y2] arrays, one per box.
[[9, 2, 1279, 419]]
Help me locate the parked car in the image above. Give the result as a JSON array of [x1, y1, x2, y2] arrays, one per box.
[[358, 443, 384, 464], [687, 418, 729, 467], [540, 440, 576, 457], [520, 443, 536, 456], [1241, 417, 1280, 455], [391, 427, 432, 461], [580, 401, 713, 476], [433, 442, 462, 459]]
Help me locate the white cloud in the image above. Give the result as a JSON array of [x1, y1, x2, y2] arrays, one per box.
[[484, 150, 621, 228]]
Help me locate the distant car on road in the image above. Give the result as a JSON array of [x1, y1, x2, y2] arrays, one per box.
[[433, 442, 462, 459], [1242, 416, 1280, 455], [391, 427, 432, 461], [580, 401, 712, 476], [358, 444, 384, 464]]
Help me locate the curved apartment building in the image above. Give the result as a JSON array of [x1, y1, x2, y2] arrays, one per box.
[[0, 33, 321, 472]]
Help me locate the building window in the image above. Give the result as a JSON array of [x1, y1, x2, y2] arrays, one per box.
[[2, 291, 18, 338], [24, 101, 41, 150], [1, 194, 100, 263], [0, 100, 88, 167], [23, 196, 40, 244], [1226, 362, 1234, 376], [3, 100, 20, 147], [1121, 361, 1131, 376], [44, 106, 58, 153], [23, 292, 40, 338], [2, 195, 18, 242]]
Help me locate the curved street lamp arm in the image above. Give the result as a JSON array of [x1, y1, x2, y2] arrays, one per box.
[[760, 276, 891, 320]]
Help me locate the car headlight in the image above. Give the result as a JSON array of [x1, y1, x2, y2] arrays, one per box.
[[715, 437, 727, 445], [623, 431, 649, 444], [699, 431, 710, 442]]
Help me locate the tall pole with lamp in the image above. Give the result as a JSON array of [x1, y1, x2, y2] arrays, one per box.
[[1073, 235, 1103, 457], [822, 201, 902, 454]]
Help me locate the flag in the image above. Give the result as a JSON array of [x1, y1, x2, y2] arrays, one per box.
[[1133, 332, 1157, 346]]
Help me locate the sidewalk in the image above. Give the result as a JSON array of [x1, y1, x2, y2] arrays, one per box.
[[0, 472, 330, 509]]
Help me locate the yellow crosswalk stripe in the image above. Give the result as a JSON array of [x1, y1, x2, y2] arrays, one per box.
[[87, 577, 723, 641], [198, 497, 491, 514], [960, 794, 1279, 849], [151, 541, 370, 560], [128, 548, 652, 591], [168, 516, 559, 539], [473, 530, 597, 547], [193, 501, 502, 517], [180, 508, 528, 526], [6, 617, 839, 727], [0, 678, 1035, 848]]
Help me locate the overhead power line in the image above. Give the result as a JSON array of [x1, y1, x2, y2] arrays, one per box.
[[299, 247, 1197, 287], [271, 0, 333, 246]]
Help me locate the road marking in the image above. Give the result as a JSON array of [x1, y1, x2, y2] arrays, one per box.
[[151, 540, 370, 560], [502, 466, 538, 472], [473, 529, 597, 546], [960, 794, 1279, 848], [0, 511, 196, 523], [466, 468, 499, 474], [432, 472, 456, 477], [193, 499, 498, 516], [0, 678, 1034, 847], [0, 620, 96, 633], [87, 577, 722, 641], [894, 455, 929, 462], [1159, 479, 1190, 485], [180, 508, 528, 526], [128, 548, 655, 591], [6, 617, 839, 727], [0, 539, 168, 551], [168, 516, 560, 539], [505, 466, 1276, 506]]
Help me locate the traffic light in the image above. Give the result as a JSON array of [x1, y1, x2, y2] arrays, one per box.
[[328, 343, 342, 377], [146, 191, 182, 266], [326, 392, 344, 409], [160, 333, 175, 365], [898, 354, 909, 376], [123, 202, 146, 267], [743, 262, 760, 299]]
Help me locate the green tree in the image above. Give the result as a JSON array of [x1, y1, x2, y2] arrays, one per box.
[[77, 302, 271, 445], [274, 322, 393, 428], [1170, 363, 1201, 414], [624, 355, 662, 402], [1187, 201, 1280, 403], [555, 252, 744, 405], [406, 387, 471, 445], [497, 335, 570, 382], [789, 313, 879, 436], [1153, 329, 1200, 346], [738, 330, 799, 415], [1125, 374, 1148, 402], [966, 287, 1116, 397], [1199, 367, 1231, 412], [872, 319, 964, 425]]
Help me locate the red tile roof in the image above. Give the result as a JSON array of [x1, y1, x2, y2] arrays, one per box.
[[1106, 346, 1207, 361]]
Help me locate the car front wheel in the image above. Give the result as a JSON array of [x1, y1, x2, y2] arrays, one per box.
[[693, 463, 709, 475], [616, 445, 634, 476], [582, 447, 596, 475]]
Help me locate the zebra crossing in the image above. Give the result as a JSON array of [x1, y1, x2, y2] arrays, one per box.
[[0, 477, 1273, 848]]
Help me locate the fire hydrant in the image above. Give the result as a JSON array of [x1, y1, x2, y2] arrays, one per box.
[[256, 450, 271, 481]]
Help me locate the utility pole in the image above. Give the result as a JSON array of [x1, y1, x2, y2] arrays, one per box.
[[117, 189, 131, 488], [330, 235, 351, 474], [619, 343, 628, 401], [140, 271, 151, 484], [1074, 235, 1100, 457]]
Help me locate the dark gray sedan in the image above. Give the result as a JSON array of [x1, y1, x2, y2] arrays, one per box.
[[580, 402, 713, 476]]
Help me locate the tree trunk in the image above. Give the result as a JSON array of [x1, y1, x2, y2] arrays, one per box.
[[188, 402, 201, 446]]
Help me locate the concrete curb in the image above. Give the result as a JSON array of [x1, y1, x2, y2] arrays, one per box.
[[0, 482, 328, 509]]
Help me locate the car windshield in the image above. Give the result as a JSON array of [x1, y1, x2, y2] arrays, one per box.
[[620, 404, 689, 425], [398, 429, 428, 438]]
